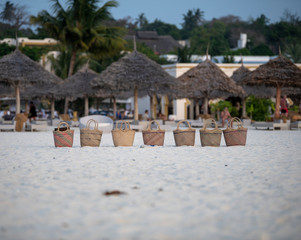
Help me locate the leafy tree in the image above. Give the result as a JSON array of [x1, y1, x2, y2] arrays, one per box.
[[246, 96, 274, 121], [285, 42, 301, 63], [0, 1, 15, 23], [250, 43, 273, 56], [181, 8, 204, 39], [136, 13, 148, 30], [177, 45, 192, 63], [142, 19, 181, 40], [30, 0, 125, 77], [0, 1, 28, 30]]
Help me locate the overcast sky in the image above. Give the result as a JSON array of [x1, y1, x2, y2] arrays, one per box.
[[5, 0, 301, 27]]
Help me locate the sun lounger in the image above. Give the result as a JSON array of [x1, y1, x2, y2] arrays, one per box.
[[0, 119, 15, 131], [253, 122, 274, 130], [290, 121, 301, 130]]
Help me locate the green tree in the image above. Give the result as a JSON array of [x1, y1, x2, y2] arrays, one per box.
[[177, 45, 191, 63], [285, 42, 301, 63], [136, 13, 148, 30], [30, 0, 125, 77], [181, 8, 204, 39], [143, 19, 181, 40], [0, 1, 15, 23]]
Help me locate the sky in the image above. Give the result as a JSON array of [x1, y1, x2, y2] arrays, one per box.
[[4, 0, 301, 27]]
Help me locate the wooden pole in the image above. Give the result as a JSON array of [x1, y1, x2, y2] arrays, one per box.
[[15, 83, 20, 114], [84, 96, 89, 116], [203, 96, 208, 115], [275, 84, 281, 119], [25, 101, 28, 114], [134, 86, 139, 121], [153, 94, 157, 119], [51, 99, 55, 119], [189, 98, 194, 119], [195, 98, 199, 119], [64, 97, 69, 114], [150, 95, 153, 118], [113, 97, 117, 120]]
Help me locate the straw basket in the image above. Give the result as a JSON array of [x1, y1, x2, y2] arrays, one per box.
[[199, 118, 222, 147], [142, 120, 165, 146], [80, 119, 103, 147], [111, 121, 135, 147], [223, 117, 247, 146], [53, 121, 74, 147], [173, 120, 195, 146]]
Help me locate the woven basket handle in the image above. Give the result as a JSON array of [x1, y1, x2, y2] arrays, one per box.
[[86, 119, 98, 130], [147, 120, 162, 131], [176, 120, 193, 130], [57, 121, 70, 132], [115, 120, 131, 130], [228, 117, 243, 129], [202, 118, 218, 130]]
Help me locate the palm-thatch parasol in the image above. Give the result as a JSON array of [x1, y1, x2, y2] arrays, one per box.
[[0, 49, 61, 114], [243, 51, 301, 119], [231, 61, 275, 117], [60, 64, 111, 116], [177, 53, 245, 115], [92, 49, 177, 120]]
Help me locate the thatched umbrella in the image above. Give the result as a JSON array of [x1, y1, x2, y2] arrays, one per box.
[[0, 49, 61, 114], [92, 49, 177, 121], [178, 54, 244, 115], [231, 62, 275, 117], [243, 52, 301, 119]]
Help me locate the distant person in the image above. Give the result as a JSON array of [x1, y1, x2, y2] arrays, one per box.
[[280, 95, 288, 118], [157, 111, 167, 121], [29, 101, 37, 122], [142, 110, 150, 121], [221, 107, 231, 127]]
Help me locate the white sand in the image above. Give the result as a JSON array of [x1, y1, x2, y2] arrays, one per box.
[[0, 129, 301, 240]]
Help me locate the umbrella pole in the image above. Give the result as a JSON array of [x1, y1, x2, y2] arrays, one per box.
[[275, 85, 281, 119], [15, 82, 20, 114], [242, 97, 247, 118], [134, 87, 138, 121], [153, 94, 157, 120], [25, 101, 28, 114], [113, 97, 117, 120], [195, 98, 199, 119], [189, 98, 194, 120], [203, 96, 208, 115], [150, 95, 153, 119], [64, 97, 69, 114], [84, 96, 89, 116]]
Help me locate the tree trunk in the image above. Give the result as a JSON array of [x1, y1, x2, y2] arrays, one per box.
[[15, 83, 20, 114], [153, 94, 157, 119], [275, 85, 281, 119], [242, 98, 247, 118], [84, 96, 89, 116], [203, 96, 208, 115], [68, 50, 77, 77], [195, 98, 199, 119], [134, 86, 139, 121], [189, 98, 194, 119], [113, 97, 117, 120]]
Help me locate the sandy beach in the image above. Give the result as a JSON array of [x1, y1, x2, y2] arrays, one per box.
[[0, 128, 301, 240]]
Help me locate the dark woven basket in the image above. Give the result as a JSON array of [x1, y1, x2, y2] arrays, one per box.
[[142, 120, 165, 146], [173, 120, 195, 146], [199, 118, 222, 147], [223, 117, 247, 146]]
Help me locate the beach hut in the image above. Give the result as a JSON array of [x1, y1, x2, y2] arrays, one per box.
[[0, 49, 61, 114], [92, 49, 177, 121], [231, 61, 275, 117], [243, 51, 301, 119], [60, 64, 111, 116], [177, 52, 244, 115]]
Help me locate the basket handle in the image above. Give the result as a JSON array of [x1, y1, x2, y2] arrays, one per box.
[[57, 121, 70, 132], [147, 120, 162, 131], [202, 118, 218, 130], [228, 117, 243, 129], [86, 119, 98, 130], [176, 120, 193, 130], [115, 120, 131, 130]]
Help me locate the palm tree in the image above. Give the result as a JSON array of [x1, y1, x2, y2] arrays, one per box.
[[30, 0, 125, 77]]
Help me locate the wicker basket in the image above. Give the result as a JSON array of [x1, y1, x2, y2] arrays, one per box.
[[111, 121, 135, 147], [199, 118, 222, 147], [142, 120, 165, 146], [173, 120, 195, 146], [53, 121, 74, 147], [223, 117, 248, 146], [80, 119, 103, 147]]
